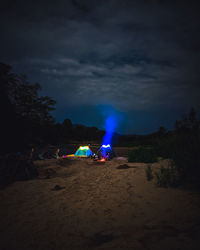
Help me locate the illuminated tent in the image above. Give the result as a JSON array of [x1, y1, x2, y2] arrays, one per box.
[[62, 146, 93, 158], [75, 146, 93, 157], [97, 144, 114, 159]]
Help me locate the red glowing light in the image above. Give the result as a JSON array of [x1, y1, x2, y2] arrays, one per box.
[[98, 158, 106, 162], [62, 155, 68, 158]]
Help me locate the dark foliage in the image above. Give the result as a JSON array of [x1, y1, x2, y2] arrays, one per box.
[[117, 126, 168, 147], [122, 108, 200, 189], [145, 165, 153, 181], [0, 62, 56, 153], [128, 146, 158, 163], [154, 163, 179, 188], [53, 122, 105, 144], [0, 154, 38, 188], [154, 108, 200, 187]]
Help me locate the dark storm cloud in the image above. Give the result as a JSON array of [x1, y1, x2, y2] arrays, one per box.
[[1, 0, 200, 132]]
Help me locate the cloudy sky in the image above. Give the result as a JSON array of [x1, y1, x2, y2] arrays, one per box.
[[1, 0, 200, 134]]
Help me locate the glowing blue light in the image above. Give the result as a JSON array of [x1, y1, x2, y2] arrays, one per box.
[[102, 144, 111, 148], [102, 116, 116, 146]]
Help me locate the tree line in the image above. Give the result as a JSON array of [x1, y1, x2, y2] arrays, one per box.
[[0, 62, 105, 154]]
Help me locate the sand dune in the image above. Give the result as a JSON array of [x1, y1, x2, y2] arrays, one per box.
[[0, 157, 200, 250]]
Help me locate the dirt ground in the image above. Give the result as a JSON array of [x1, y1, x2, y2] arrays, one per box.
[[0, 156, 200, 250]]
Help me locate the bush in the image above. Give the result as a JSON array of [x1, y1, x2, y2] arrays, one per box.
[[145, 165, 153, 181], [154, 108, 200, 188], [0, 154, 38, 188], [171, 134, 200, 184], [128, 146, 158, 163], [154, 131, 200, 187], [154, 161, 179, 188]]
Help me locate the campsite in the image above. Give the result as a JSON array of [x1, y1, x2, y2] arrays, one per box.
[[1, 1, 200, 249], [1, 63, 200, 250]]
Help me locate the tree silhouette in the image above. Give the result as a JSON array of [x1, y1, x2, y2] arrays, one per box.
[[0, 63, 56, 152]]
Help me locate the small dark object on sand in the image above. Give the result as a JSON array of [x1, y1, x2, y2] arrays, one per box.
[[90, 232, 116, 246], [117, 164, 138, 169], [52, 185, 65, 191], [117, 164, 130, 169]]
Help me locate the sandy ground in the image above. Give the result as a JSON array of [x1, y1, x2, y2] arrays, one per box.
[[0, 157, 200, 250]]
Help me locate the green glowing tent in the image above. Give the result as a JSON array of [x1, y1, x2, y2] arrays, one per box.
[[74, 146, 93, 157]]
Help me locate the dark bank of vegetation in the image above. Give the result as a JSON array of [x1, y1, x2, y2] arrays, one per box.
[[128, 147, 158, 163], [0, 62, 200, 190], [0, 62, 105, 155], [127, 108, 200, 189], [0, 62, 104, 187]]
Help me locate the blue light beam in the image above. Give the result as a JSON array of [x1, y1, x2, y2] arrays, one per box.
[[102, 116, 116, 146]]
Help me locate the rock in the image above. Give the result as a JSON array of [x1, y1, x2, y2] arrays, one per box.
[[117, 164, 130, 169], [52, 185, 65, 191]]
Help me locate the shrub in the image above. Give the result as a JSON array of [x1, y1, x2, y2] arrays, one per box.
[[145, 165, 153, 181], [154, 161, 179, 188], [154, 130, 200, 187], [0, 154, 38, 188], [128, 146, 158, 163]]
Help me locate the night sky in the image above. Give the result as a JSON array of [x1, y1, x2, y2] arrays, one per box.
[[1, 0, 200, 134]]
